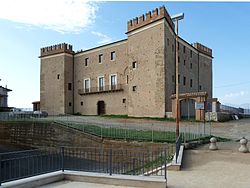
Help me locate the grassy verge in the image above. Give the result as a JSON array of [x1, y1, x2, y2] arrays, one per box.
[[58, 122, 210, 143], [102, 114, 175, 122]]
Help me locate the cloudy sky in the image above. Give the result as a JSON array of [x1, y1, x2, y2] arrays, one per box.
[[0, 1, 250, 108]]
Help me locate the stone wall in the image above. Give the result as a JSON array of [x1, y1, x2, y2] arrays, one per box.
[[0, 121, 166, 151]]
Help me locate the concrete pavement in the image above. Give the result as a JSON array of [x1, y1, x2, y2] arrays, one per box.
[[167, 142, 250, 188]]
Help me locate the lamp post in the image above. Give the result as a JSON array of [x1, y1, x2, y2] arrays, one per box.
[[171, 13, 184, 139]]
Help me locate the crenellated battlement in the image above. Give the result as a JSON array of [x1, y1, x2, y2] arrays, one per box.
[[127, 6, 174, 33], [40, 43, 74, 57], [193, 43, 212, 57]]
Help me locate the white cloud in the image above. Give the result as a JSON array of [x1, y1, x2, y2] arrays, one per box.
[[224, 91, 249, 98], [91, 31, 112, 44], [0, 0, 99, 33]]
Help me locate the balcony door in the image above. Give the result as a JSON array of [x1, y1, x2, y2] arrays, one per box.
[[110, 74, 117, 90], [98, 76, 104, 91]]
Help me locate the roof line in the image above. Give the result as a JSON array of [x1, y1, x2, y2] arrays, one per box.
[[75, 39, 127, 55]]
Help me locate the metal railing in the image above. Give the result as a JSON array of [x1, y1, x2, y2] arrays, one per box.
[[55, 120, 210, 144], [0, 146, 173, 185], [175, 135, 181, 163], [0, 113, 211, 143], [78, 84, 124, 95]]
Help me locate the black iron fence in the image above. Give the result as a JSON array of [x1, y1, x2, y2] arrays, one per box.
[[0, 146, 173, 185]]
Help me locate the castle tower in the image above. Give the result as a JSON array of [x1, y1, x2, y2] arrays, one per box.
[[40, 43, 74, 115], [126, 6, 174, 117]]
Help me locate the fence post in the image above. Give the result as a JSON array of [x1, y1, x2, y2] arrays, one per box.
[[164, 146, 167, 180], [151, 124, 154, 142], [109, 149, 112, 176], [0, 154, 2, 186], [61, 147, 65, 172], [133, 158, 136, 175]]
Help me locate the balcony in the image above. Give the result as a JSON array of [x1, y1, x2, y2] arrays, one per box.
[[78, 84, 124, 95]]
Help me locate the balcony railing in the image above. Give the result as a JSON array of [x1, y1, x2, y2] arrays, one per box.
[[78, 84, 124, 95]]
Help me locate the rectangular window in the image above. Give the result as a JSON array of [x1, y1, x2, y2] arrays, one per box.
[[126, 75, 129, 84], [110, 74, 117, 90], [122, 98, 126, 103], [57, 74, 60, 79], [199, 85, 202, 90], [183, 46, 186, 53], [167, 38, 170, 46], [98, 76, 105, 91], [69, 102, 72, 107], [178, 74, 180, 83], [85, 58, 89, 66], [99, 54, 103, 64], [184, 60, 186, 66], [68, 83, 72, 91], [132, 86, 137, 91], [132, 61, 137, 69], [84, 79, 90, 93], [178, 56, 180, 63], [172, 75, 175, 83], [183, 76, 186, 86], [111, 51, 116, 61], [190, 50, 193, 58], [81, 101, 83, 106], [190, 63, 193, 69], [190, 79, 193, 88]]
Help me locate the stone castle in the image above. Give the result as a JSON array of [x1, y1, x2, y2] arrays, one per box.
[[39, 6, 213, 119]]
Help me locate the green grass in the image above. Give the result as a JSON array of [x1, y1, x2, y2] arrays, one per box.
[[102, 114, 175, 122], [59, 122, 209, 143]]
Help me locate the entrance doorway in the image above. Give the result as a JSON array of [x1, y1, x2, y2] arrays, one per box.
[[97, 101, 105, 115], [180, 99, 195, 120]]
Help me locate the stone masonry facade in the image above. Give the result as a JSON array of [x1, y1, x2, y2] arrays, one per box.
[[39, 6, 213, 118]]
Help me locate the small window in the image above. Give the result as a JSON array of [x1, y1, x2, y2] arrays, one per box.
[[81, 101, 83, 106], [99, 54, 103, 64], [178, 74, 180, 83], [190, 63, 193, 69], [190, 50, 193, 58], [178, 56, 180, 63], [172, 75, 175, 83], [122, 98, 126, 103], [199, 85, 202, 90], [183, 76, 186, 86], [68, 83, 72, 91], [190, 79, 193, 88], [57, 74, 60, 79], [111, 51, 116, 60], [126, 75, 129, 84], [132, 61, 137, 69], [69, 102, 72, 106], [184, 60, 186, 66], [167, 38, 170, 46], [85, 58, 89, 66], [183, 46, 186, 53], [132, 86, 137, 91]]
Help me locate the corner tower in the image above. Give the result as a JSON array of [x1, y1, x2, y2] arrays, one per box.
[[126, 6, 173, 117], [40, 43, 74, 115]]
